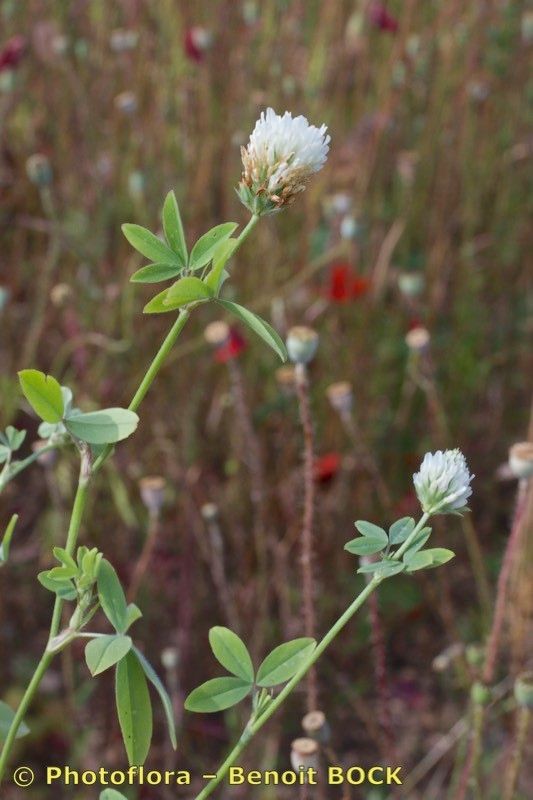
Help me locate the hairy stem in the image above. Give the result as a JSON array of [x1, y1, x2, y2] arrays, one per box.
[[295, 362, 318, 711], [483, 481, 527, 685], [503, 706, 530, 800], [127, 512, 161, 602], [454, 700, 484, 800], [367, 586, 394, 756]]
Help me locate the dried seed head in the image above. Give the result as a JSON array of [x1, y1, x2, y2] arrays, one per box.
[[275, 365, 296, 394], [508, 442, 533, 480], [286, 326, 319, 365], [51, 34, 68, 56], [522, 11, 533, 44], [432, 643, 464, 673], [514, 672, 533, 708], [109, 28, 139, 53], [128, 170, 146, 199], [238, 108, 330, 216], [138, 475, 166, 515], [340, 214, 358, 240], [397, 271, 424, 298], [326, 381, 353, 414], [323, 192, 352, 216], [405, 326, 430, 352], [50, 283, 72, 307], [161, 646, 180, 671], [26, 153, 53, 186], [204, 321, 231, 347], [201, 502, 219, 521], [290, 737, 320, 774], [396, 150, 419, 185], [302, 710, 331, 744], [114, 90, 137, 115]]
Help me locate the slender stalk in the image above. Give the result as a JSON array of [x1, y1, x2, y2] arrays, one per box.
[[455, 480, 528, 799], [338, 408, 392, 511], [483, 481, 527, 685], [295, 362, 318, 711], [236, 213, 259, 245], [0, 213, 261, 785], [22, 186, 61, 366], [93, 214, 258, 476], [194, 516, 430, 800], [503, 706, 530, 800], [194, 576, 382, 800], [367, 586, 394, 756], [454, 700, 484, 800], [204, 513, 240, 632], [93, 309, 191, 473], [0, 442, 59, 493], [0, 456, 89, 783], [461, 515, 492, 625], [127, 512, 161, 602], [226, 357, 268, 652], [0, 305, 189, 777]]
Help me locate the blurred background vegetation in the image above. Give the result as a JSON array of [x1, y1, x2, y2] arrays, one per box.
[[0, 1, 531, 798]]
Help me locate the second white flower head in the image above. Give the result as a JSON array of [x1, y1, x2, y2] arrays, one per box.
[[413, 449, 473, 514], [239, 108, 330, 215]]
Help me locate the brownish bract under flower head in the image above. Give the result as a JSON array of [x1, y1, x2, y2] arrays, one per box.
[[139, 475, 166, 515], [326, 381, 353, 414]]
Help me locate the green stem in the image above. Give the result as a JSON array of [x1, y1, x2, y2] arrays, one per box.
[[235, 214, 259, 247], [92, 308, 191, 473], [0, 213, 261, 785], [395, 512, 430, 561], [0, 443, 60, 494], [194, 575, 381, 800], [0, 464, 89, 784], [0, 651, 51, 780], [194, 512, 430, 800]]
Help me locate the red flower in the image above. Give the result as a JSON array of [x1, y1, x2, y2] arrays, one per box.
[[184, 27, 210, 63], [215, 328, 247, 363], [313, 452, 342, 484], [326, 263, 370, 303], [0, 35, 26, 72], [368, 3, 399, 33]]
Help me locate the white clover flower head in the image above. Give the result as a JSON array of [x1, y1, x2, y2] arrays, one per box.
[[238, 108, 330, 215], [413, 449, 473, 515]]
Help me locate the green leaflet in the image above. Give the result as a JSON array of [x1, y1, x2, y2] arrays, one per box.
[[115, 652, 153, 766], [256, 638, 316, 688], [18, 370, 64, 423]]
